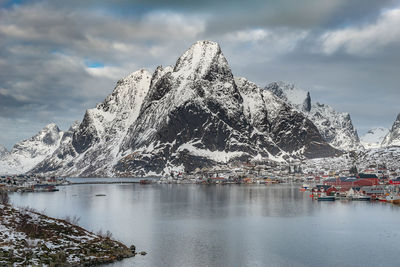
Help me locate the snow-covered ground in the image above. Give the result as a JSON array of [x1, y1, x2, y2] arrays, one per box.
[[303, 146, 400, 174], [0, 203, 133, 265]]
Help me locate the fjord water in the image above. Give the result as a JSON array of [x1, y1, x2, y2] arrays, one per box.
[[10, 182, 400, 267]]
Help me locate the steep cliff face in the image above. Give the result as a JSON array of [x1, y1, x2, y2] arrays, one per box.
[[381, 113, 400, 147], [113, 41, 338, 176], [266, 82, 361, 151], [29, 41, 338, 177], [236, 78, 336, 159], [32, 70, 152, 177], [0, 124, 63, 174]]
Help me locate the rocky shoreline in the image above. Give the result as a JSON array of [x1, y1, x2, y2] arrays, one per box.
[[0, 203, 136, 266]]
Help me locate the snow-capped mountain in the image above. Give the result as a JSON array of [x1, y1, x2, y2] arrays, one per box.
[[32, 70, 152, 177], [31, 41, 339, 177], [304, 146, 400, 174], [381, 113, 400, 147], [0, 124, 63, 175], [265, 82, 360, 151], [360, 127, 389, 149]]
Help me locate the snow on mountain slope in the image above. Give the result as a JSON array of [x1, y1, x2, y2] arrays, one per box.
[[360, 127, 389, 149], [236, 77, 337, 159], [31, 41, 339, 177], [267, 82, 311, 112], [304, 146, 400, 174], [32, 70, 152, 177], [115, 41, 338, 176], [265, 82, 360, 151], [0, 124, 63, 175], [381, 113, 400, 147]]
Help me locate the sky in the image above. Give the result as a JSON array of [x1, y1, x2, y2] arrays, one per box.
[[1, 0, 400, 149]]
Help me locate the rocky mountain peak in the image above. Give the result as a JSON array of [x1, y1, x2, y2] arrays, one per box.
[[395, 113, 400, 125], [381, 113, 400, 147], [303, 92, 311, 112], [11, 123, 62, 152], [265, 81, 360, 151], [26, 123, 61, 146], [173, 40, 233, 82], [265, 81, 311, 112], [98, 69, 151, 114], [141, 40, 242, 121], [0, 123, 64, 174], [27, 41, 339, 177]]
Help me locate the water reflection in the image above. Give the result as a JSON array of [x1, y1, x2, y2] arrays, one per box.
[[9, 183, 400, 267]]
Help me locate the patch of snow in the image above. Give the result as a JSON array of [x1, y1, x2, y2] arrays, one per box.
[[360, 127, 389, 149]]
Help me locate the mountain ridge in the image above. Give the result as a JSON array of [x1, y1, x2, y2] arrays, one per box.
[[0, 123, 63, 175], [3, 41, 343, 176], [265, 81, 361, 151], [381, 113, 400, 147]]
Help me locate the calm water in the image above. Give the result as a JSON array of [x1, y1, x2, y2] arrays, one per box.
[[9, 182, 400, 267]]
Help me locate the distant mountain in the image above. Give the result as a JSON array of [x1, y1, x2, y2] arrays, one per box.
[[360, 127, 389, 149], [30, 41, 339, 177], [0, 144, 9, 158], [265, 82, 361, 151], [32, 69, 152, 177], [381, 113, 400, 147], [304, 146, 400, 175], [0, 124, 63, 175]]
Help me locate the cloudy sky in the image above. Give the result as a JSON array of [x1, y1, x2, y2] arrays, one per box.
[[1, 0, 400, 149]]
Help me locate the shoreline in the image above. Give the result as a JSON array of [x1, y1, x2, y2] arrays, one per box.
[[0, 203, 137, 266]]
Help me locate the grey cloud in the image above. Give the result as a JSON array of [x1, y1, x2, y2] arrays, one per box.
[[0, 0, 400, 148]]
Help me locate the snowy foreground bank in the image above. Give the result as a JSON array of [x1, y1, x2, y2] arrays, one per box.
[[0, 204, 135, 266]]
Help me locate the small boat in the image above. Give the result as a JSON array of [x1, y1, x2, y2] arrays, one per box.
[[386, 194, 400, 204], [317, 195, 336, 201], [300, 183, 310, 191], [350, 195, 371, 201]]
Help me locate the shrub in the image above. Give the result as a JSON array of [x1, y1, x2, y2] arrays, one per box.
[[64, 215, 80, 225], [96, 229, 113, 239]]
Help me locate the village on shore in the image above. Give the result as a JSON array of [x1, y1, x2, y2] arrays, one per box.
[[155, 161, 400, 203], [0, 175, 70, 193], [1, 159, 400, 266], [1, 159, 400, 204]]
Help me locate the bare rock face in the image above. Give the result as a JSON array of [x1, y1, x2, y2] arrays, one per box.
[[265, 82, 361, 151], [32, 70, 152, 177], [381, 113, 400, 147], [29, 41, 339, 177]]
